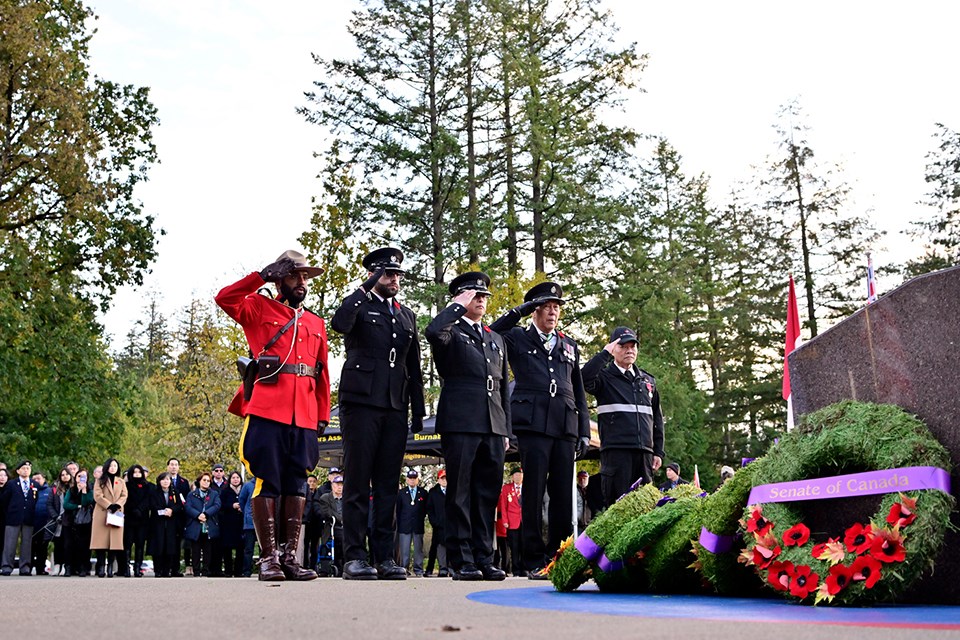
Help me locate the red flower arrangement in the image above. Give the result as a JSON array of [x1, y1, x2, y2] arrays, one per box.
[[743, 493, 920, 604]]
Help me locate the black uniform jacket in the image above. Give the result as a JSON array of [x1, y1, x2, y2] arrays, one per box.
[[488, 314, 590, 441], [395, 485, 428, 535], [332, 288, 426, 418], [581, 350, 664, 456], [2, 479, 39, 528], [425, 304, 511, 437]]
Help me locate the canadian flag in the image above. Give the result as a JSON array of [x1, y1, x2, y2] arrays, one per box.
[[783, 275, 801, 430]]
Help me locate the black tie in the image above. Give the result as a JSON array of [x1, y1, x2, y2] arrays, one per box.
[[473, 323, 483, 340], [385, 299, 395, 316]]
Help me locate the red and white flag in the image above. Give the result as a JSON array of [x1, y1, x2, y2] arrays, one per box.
[[866, 253, 878, 304], [783, 275, 801, 430]]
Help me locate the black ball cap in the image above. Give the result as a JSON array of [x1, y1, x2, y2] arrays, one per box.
[[449, 271, 492, 296], [610, 326, 639, 345], [363, 247, 405, 274], [523, 281, 564, 304]]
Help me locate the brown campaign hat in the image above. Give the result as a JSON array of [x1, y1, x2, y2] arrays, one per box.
[[275, 249, 324, 279]]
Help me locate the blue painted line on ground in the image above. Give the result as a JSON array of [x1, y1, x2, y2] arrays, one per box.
[[467, 586, 960, 629]]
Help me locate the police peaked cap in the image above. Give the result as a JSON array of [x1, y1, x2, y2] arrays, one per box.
[[449, 271, 492, 296], [363, 247, 405, 274], [524, 281, 564, 305]]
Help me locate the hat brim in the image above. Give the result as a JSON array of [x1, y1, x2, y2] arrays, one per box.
[[616, 336, 639, 345], [292, 266, 324, 279], [531, 295, 564, 305]]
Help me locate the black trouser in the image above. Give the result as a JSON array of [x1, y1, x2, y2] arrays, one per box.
[[242, 529, 257, 576], [340, 402, 408, 564], [191, 534, 212, 576], [516, 431, 575, 570], [222, 541, 243, 577], [209, 536, 224, 576], [71, 523, 91, 574], [304, 523, 321, 570], [123, 521, 148, 576], [506, 528, 523, 574], [31, 529, 49, 573], [600, 447, 653, 507], [442, 432, 505, 569], [153, 553, 178, 577]]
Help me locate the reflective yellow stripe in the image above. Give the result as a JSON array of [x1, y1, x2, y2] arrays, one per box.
[[239, 415, 253, 477]]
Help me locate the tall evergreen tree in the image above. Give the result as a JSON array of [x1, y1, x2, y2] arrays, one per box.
[[904, 122, 960, 276]]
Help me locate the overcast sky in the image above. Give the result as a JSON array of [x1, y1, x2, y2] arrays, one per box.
[[87, 0, 960, 345]]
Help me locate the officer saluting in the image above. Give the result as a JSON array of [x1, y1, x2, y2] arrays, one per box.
[[581, 326, 664, 507], [331, 248, 426, 580], [489, 282, 590, 579], [425, 272, 511, 581]]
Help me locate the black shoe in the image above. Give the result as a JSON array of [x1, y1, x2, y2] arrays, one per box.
[[376, 560, 407, 580], [514, 570, 527, 578], [19, 569, 31, 576], [527, 567, 550, 580], [342, 559, 378, 581], [1, 570, 11, 576], [480, 564, 506, 581], [437, 570, 449, 578], [451, 564, 483, 581]]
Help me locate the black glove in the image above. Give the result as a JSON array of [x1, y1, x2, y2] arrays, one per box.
[[410, 416, 424, 434], [513, 299, 541, 317], [361, 267, 385, 293], [259, 256, 296, 283], [575, 436, 591, 460], [108, 504, 121, 513], [317, 420, 328, 435]]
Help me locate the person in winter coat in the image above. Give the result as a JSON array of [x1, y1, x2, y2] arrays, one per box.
[[237, 476, 256, 577], [47, 468, 72, 575], [123, 465, 152, 577], [91, 458, 128, 577], [184, 472, 221, 577], [31, 472, 53, 574], [148, 472, 184, 578], [218, 471, 245, 577], [62, 469, 95, 576]]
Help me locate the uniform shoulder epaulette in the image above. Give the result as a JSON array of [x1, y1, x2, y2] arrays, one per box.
[[638, 368, 656, 381]]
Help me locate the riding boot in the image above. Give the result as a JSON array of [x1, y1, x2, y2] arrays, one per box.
[[278, 496, 318, 581], [251, 496, 285, 581]]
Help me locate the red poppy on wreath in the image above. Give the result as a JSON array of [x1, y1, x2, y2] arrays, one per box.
[[886, 493, 917, 528], [751, 532, 782, 569], [870, 527, 906, 563], [843, 522, 875, 555], [745, 505, 773, 537], [767, 560, 794, 592], [783, 522, 810, 547], [850, 554, 883, 588], [789, 564, 819, 598], [825, 563, 855, 595]]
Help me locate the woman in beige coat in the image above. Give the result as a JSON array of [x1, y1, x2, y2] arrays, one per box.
[[92, 458, 128, 577]]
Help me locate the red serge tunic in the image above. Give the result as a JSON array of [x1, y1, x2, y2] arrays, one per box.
[[215, 272, 331, 430]]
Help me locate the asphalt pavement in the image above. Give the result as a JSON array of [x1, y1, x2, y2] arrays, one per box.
[[0, 575, 956, 640]]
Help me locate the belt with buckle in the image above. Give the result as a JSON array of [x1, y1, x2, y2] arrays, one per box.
[[279, 363, 318, 377]]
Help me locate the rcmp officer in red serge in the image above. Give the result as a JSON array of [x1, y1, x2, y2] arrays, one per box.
[[581, 326, 664, 507], [215, 250, 331, 582], [331, 248, 426, 580], [489, 282, 590, 579], [425, 272, 510, 581]]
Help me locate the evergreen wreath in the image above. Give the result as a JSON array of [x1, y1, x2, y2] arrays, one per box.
[[740, 401, 954, 605]]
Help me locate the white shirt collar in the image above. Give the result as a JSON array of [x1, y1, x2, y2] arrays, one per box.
[[614, 362, 633, 376]]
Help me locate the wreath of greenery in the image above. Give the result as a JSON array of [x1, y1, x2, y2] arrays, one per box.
[[594, 483, 703, 593], [741, 401, 955, 605], [549, 483, 663, 592], [692, 460, 770, 596]]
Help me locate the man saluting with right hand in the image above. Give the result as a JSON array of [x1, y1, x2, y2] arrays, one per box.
[[331, 248, 426, 580]]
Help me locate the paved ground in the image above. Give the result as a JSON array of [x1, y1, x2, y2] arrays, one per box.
[[1, 575, 957, 639]]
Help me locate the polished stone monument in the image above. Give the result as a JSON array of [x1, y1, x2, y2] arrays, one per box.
[[788, 265, 960, 603]]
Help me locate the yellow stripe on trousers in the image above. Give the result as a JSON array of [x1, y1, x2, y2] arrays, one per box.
[[238, 415, 264, 497]]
